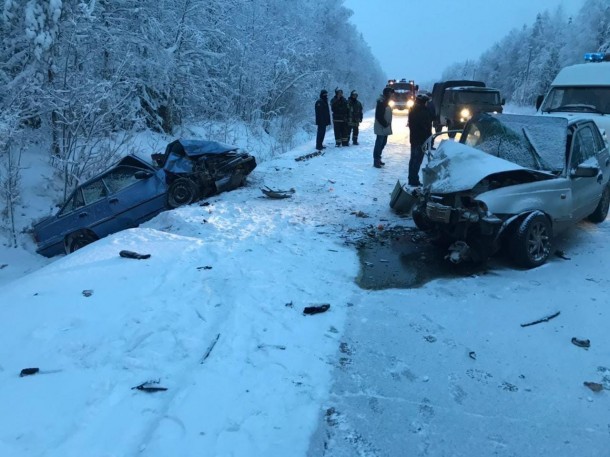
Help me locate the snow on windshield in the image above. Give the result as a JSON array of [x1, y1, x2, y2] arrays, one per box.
[[424, 141, 523, 193], [463, 114, 567, 172]]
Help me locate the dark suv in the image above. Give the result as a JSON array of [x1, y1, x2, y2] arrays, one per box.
[[431, 80, 504, 133]]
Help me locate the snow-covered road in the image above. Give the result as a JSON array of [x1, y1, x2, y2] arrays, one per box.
[[1, 111, 609, 457]]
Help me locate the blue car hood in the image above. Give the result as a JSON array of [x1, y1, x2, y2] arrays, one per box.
[[178, 139, 238, 156]]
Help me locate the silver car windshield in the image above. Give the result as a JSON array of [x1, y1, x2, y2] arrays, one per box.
[[462, 113, 567, 172]]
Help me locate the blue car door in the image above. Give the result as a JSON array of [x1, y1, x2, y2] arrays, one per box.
[[102, 165, 167, 228], [60, 178, 115, 237]]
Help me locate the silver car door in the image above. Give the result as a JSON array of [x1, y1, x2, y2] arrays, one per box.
[[568, 125, 603, 219]]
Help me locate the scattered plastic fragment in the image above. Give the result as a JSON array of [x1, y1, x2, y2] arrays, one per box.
[[303, 304, 330, 315]]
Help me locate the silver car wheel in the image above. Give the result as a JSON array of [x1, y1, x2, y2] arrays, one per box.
[[512, 212, 553, 268], [526, 221, 551, 263]]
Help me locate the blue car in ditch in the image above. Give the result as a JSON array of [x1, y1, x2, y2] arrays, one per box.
[[33, 139, 256, 257]]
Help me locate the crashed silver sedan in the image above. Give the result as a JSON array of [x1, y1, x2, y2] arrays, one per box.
[[412, 113, 610, 268]]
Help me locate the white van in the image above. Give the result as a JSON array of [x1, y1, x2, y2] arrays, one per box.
[[536, 53, 610, 138]]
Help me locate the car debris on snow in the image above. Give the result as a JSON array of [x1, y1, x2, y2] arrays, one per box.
[[571, 337, 591, 348], [295, 150, 324, 162], [200, 333, 221, 363], [119, 250, 151, 260], [520, 311, 560, 327], [261, 186, 295, 199], [18, 367, 62, 377], [555, 250, 571, 260], [19, 367, 39, 377], [303, 304, 330, 315], [131, 380, 168, 392], [583, 381, 604, 393]]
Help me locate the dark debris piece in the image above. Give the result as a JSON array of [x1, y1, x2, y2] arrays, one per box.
[[132, 380, 168, 392], [261, 186, 295, 199], [520, 311, 560, 327], [555, 250, 571, 260], [295, 150, 324, 162], [19, 368, 40, 377], [583, 381, 603, 393], [82, 289, 93, 297], [303, 304, 330, 315], [119, 250, 151, 260], [571, 337, 591, 348], [197, 266, 213, 270]]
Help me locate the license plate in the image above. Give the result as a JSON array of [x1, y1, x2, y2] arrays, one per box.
[[426, 202, 452, 223]]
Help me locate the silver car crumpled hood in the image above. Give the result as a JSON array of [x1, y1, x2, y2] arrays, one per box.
[[422, 141, 527, 194]]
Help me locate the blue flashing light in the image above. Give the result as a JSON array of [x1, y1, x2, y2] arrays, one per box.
[[584, 52, 609, 62]]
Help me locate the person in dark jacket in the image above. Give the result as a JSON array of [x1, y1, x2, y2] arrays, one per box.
[[315, 90, 331, 151], [372, 87, 394, 168], [347, 90, 363, 145], [407, 94, 433, 186], [330, 88, 349, 147]]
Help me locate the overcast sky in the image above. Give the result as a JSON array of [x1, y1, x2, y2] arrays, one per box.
[[343, 0, 586, 87]]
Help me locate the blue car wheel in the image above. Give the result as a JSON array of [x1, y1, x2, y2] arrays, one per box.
[[168, 178, 199, 208], [65, 230, 99, 254]]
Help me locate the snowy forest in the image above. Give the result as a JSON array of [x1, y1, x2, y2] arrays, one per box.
[[2, 0, 610, 243], [442, 0, 610, 105], [0, 0, 384, 238]]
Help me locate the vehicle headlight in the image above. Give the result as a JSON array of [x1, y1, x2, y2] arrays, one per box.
[[406, 99, 415, 108], [389, 100, 395, 107], [460, 108, 471, 119]]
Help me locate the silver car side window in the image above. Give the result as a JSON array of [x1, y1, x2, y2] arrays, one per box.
[[579, 127, 597, 159], [570, 127, 596, 169]]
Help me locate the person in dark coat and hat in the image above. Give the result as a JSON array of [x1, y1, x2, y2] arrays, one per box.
[[407, 94, 433, 186], [330, 88, 349, 147], [347, 90, 363, 145], [315, 89, 331, 151]]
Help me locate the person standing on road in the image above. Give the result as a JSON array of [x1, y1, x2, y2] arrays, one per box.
[[315, 89, 331, 151], [407, 94, 433, 186], [330, 88, 349, 147], [347, 90, 363, 145], [373, 87, 394, 168]]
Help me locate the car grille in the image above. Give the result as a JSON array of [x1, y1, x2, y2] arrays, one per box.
[[426, 202, 452, 223]]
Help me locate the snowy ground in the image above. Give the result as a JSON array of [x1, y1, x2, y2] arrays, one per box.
[[1, 109, 609, 457]]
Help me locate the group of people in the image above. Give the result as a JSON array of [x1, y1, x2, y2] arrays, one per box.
[[315, 85, 433, 186], [315, 88, 363, 150]]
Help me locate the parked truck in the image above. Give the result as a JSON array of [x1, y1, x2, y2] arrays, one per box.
[[387, 78, 418, 111], [431, 80, 504, 134]]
